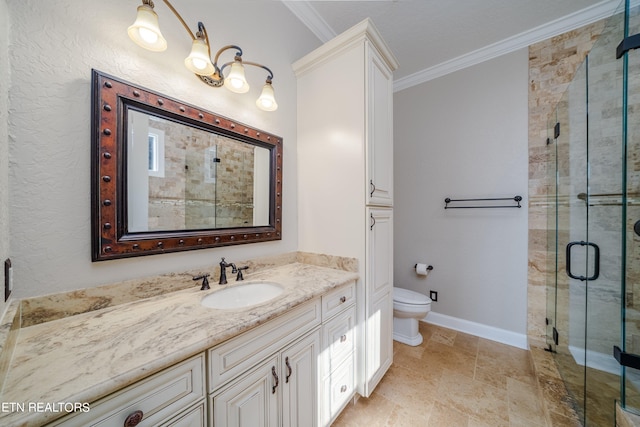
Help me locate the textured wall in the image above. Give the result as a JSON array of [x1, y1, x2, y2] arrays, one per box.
[[0, 0, 10, 316], [5, 0, 319, 297]]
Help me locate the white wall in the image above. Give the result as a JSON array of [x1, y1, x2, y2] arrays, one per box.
[[393, 49, 529, 336], [6, 0, 319, 298], [0, 0, 10, 314]]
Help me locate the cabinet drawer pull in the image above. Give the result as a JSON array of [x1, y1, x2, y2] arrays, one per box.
[[340, 296, 346, 303], [370, 180, 376, 197], [340, 334, 347, 343], [124, 410, 144, 427], [285, 356, 292, 383], [272, 366, 279, 394], [340, 385, 347, 393]]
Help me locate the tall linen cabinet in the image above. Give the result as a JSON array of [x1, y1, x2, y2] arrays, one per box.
[[293, 18, 398, 400]]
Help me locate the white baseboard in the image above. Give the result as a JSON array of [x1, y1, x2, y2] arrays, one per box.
[[422, 312, 528, 350]]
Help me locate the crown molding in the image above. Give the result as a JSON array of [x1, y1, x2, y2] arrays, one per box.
[[394, 0, 621, 92], [281, 1, 336, 43], [292, 18, 398, 77], [282, 0, 622, 92]]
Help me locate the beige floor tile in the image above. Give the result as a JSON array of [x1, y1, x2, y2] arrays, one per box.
[[332, 393, 395, 426], [420, 341, 477, 379], [435, 369, 510, 425], [331, 324, 553, 427], [506, 377, 547, 426], [427, 401, 469, 427], [374, 364, 440, 419], [452, 331, 480, 356], [429, 325, 457, 346]]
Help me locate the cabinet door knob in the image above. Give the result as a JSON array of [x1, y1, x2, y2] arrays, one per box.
[[340, 334, 347, 343], [340, 296, 347, 303], [124, 410, 144, 427], [340, 385, 348, 393]]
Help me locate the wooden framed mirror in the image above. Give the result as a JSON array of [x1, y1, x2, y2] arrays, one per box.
[[91, 70, 282, 261]]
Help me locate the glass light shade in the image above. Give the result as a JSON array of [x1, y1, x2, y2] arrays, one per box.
[[184, 39, 215, 76], [224, 62, 250, 93], [256, 82, 278, 111], [127, 4, 167, 52]]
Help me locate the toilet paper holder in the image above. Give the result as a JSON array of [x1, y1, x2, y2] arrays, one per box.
[[414, 264, 433, 271]]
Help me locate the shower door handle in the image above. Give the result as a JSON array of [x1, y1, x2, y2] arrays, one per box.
[[566, 241, 600, 281]]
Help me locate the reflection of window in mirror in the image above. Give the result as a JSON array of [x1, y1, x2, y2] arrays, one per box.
[[148, 128, 165, 178]]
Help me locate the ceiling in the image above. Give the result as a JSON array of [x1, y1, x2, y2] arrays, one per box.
[[283, 0, 622, 89]]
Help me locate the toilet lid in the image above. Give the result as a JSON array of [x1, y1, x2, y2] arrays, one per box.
[[393, 287, 431, 304]]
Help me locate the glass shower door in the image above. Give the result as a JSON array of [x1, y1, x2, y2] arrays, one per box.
[[623, 0, 640, 413], [549, 4, 625, 424], [583, 5, 624, 425], [553, 60, 590, 422]]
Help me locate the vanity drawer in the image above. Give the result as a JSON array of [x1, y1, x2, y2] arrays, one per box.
[[208, 299, 321, 393], [321, 281, 356, 321], [322, 305, 356, 375], [49, 354, 205, 427], [322, 356, 355, 426]]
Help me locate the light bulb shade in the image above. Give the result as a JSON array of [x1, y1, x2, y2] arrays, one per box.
[[224, 62, 250, 93], [256, 82, 278, 111], [127, 4, 167, 52], [184, 39, 215, 76]]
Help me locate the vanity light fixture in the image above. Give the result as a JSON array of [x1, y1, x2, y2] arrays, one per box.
[[128, 0, 278, 111]]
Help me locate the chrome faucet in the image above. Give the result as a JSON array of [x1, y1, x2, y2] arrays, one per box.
[[219, 257, 237, 285]]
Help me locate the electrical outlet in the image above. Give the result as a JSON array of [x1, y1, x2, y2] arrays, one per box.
[[4, 258, 12, 302], [429, 290, 438, 302]]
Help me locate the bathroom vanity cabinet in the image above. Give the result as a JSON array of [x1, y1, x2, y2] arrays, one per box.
[[209, 299, 321, 427], [46, 280, 357, 427], [294, 18, 397, 397], [48, 354, 207, 427]]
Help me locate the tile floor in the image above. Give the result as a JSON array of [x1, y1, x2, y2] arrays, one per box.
[[333, 322, 548, 426]]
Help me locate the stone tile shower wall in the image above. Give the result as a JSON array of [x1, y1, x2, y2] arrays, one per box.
[[148, 120, 254, 230], [528, 20, 605, 347]]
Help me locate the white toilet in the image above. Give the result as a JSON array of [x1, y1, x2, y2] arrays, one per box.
[[392, 287, 432, 346]]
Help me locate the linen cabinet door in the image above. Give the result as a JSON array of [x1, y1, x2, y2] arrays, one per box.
[[366, 43, 394, 207], [211, 355, 280, 427], [364, 207, 393, 396], [367, 208, 393, 300], [364, 290, 393, 396], [281, 330, 321, 427]]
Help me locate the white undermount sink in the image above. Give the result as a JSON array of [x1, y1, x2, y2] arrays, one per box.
[[201, 281, 285, 309]]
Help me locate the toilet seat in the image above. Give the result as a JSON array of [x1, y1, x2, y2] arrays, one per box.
[[393, 287, 431, 305]]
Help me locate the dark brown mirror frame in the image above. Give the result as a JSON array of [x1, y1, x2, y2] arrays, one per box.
[[91, 69, 282, 261]]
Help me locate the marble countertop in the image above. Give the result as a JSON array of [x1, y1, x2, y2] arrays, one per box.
[[0, 260, 359, 426]]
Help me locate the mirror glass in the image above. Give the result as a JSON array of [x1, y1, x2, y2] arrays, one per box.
[[91, 70, 282, 261], [126, 110, 271, 232]]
